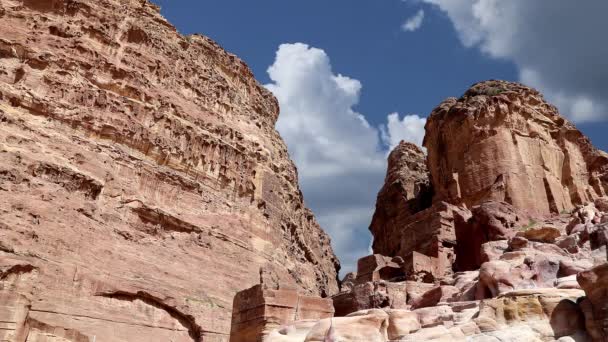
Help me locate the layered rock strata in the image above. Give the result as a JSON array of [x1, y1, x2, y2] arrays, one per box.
[[0, 0, 339, 340]]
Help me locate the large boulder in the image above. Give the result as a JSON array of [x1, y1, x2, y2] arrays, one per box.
[[578, 263, 608, 341], [303, 309, 389, 342]]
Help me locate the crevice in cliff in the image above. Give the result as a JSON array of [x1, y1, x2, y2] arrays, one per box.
[[0, 263, 37, 280], [543, 177, 558, 213], [130, 203, 253, 251], [95, 290, 202, 341], [30, 162, 103, 199], [132, 205, 202, 234]]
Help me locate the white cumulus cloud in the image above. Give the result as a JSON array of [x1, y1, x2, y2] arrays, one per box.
[[402, 9, 425, 32], [266, 43, 426, 275], [381, 113, 427, 151], [419, 0, 608, 121]]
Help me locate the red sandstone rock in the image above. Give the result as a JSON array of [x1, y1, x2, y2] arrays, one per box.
[[517, 225, 562, 243], [455, 201, 520, 271], [229, 285, 334, 342], [577, 263, 608, 341], [359, 80, 608, 341], [0, 0, 339, 340], [369, 142, 432, 258], [355, 254, 405, 283], [424, 80, 608, 216], [332, 281, 407, 317], [372, 201, 470, 281]]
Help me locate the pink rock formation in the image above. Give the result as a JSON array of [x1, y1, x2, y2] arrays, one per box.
[[0, 0, 339, 340], [229, 284, 334, 342], [454, 200, 520, 271], [424, 80, 608, 216], [369, 142, 432, 257], [578, 263, 608, 341], [372, 201, 470, 281]]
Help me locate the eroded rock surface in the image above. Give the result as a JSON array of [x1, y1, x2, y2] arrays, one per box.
[[0, 0, 339, 340], [424, 80, 608, 216], [369, 141, 432, 254]]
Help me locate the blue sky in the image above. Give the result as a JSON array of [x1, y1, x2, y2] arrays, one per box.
[[152, 0, 608, 275]]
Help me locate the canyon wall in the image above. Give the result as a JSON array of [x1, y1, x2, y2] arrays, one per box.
[[0, 0, 339, 341]]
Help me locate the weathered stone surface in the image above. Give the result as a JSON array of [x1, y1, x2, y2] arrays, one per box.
[[369, 141, 432, 256], [332, 281, 407, 317], [229, 285, 334, 342], [359, 80, 608, 342], [455, 201, 520, 271], [577, 263, 608, 341], [355, 254, 405, 283], [0, 0, 339, 340], [275, 289, 591, 341], [517, 225, 562, 243], [424, 80, 608, 216], [304, 309, 389, 342], [372, 201, 470, 281]]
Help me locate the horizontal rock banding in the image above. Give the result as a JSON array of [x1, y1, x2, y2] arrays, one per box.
[[0, 0, 339, 340]]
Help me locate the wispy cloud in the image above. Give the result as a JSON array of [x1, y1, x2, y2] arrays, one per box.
[[402, 9, 425, 32]]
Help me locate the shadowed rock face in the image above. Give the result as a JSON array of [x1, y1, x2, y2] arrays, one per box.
[[369, 142, 432, 260], [424, 80, 608, 216], [0, 0, 339, 340], [578, 263, 608, 341]]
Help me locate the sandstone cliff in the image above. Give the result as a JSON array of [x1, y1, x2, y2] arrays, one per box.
[[425, 80, 608, 216], [0, 0, 339, 341]]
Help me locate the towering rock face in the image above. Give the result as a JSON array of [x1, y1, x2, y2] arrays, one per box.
[[0, 0, 339, 341], [369, 142, 432, 257], [424, 80, 608, 216]]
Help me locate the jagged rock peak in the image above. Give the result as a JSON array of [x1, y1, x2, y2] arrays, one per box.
[[369, 140, 433, 256], [0, 0, 338, 340], [424, 80, 608, 215], [385, 141, 428, 192]]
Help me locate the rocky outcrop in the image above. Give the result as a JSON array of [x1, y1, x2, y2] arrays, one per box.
[[229, 284, 334, 342], [0, 0, 339, 340], [369, 141, 432, 256], [332, 255, 407, 317], [424, 80, 608, 216], [372, 201, 470, 281], [267, 289, 591, 341], [578, 263, 608, 341], [344, 81, 608, 342]]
